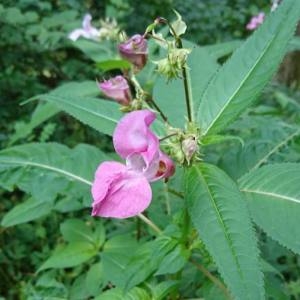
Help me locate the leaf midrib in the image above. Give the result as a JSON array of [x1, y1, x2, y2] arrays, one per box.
[[241, 188, 300, 204], [0, 159, 92, 186], [42, 95, 119, 125], [195, 167, 248, 297]]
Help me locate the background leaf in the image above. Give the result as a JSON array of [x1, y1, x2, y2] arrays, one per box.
[[1, 197, 53, 227], [38, 242, 97, 271], [239, 163, 300, 254]]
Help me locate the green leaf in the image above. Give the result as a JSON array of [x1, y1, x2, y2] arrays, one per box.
[[155, 244, 189, 275], [95, 287, 151, 300], [0, 143, 108, 208], [38, 242, 97, 271], [239, 163, 300, 254], [1, 197, 53, 227], [184, 163, 264, 300], [202, 134, 244, 147], [70, 39, 113, 62], [101, 234, 139, 287], [60, 219, 97, 245], [153, 41, 218, 127], [149, 281, 179, 300], [37, 94, 122, 136], [85, 262, 105, 296], [9, 103, 59, 145], [13, 81, 100, 144], [96, 59, 131, 71], [197, 0, 300, 136], [123, 236, 178, 291], [203, 40, 243, 61]]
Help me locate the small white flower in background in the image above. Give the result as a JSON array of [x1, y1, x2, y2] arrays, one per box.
[[68, 14, 100, 41], [271, 0, 280, 12], [68, 14, 119, 42]]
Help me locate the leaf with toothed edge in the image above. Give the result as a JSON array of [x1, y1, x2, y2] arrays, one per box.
[[239, 163, 300, 254], [184, 163, 264, 300], [197, 0, 300, 136]]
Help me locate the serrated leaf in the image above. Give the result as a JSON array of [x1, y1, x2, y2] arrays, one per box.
[[38, 242, 97, 271], [185, 163, 264, 300], [0, 143, 108, 211], [1, 197, 53, 227], [239, 163, 300, 254], [37, 94, 122, 136], [13, 81, 100, 145], [197, 0, 300, 136]]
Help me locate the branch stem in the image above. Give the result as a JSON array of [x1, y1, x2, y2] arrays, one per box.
[[190, 259, 233, 299], [137, 213, 162, 235]]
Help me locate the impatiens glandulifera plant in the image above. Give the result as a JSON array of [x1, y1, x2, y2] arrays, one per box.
[[1, 1, 300, 299]]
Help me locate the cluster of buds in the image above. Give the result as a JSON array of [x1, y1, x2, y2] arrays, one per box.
[[155, 44, 191, 80], [163, 124, 200, 166]]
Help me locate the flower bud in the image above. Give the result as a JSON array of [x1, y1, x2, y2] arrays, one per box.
[[98, 75, 131, 105], [155, 47, 191, 80], [118, 34, 148, 71], [182, 135, 198, 164]]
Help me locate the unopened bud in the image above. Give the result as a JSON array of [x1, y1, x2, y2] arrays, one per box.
[[118, 34, 148, 72], [155, 47, 191, 80], [182, 136, 198, 164], [98, 75, 131, 105]]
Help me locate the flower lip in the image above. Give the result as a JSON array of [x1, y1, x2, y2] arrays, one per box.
[[91, 161, 152, 219]]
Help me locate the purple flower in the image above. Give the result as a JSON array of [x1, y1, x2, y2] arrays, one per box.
[[98, 75, 131, 105], [246, 12, 265, 31], [91, 110, 175, 219], [118, 34, 148, 71], [68, 14, 100, 41]]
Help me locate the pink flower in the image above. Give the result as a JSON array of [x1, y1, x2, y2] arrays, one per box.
[[246, 12, 265, 30], [91, 110, 175, 219], [68, 14, 100, 41], [98, 75, 131, 105], [118, 34, 148, 71]]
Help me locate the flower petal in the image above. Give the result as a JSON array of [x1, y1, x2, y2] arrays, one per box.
[[68, 29, 87, 41], [91, 161, 152, 218], [113, 110, 159, 165]]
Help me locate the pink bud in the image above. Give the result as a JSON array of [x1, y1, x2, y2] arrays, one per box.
[[182, 136, 198, 163], [118, 34, 148, 71], [98, 75, 131, 105], [246, 12, 265, 31]]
